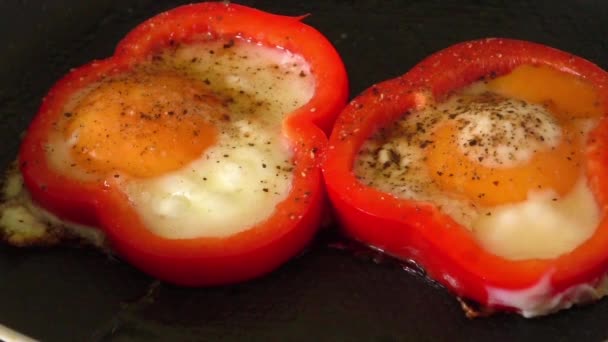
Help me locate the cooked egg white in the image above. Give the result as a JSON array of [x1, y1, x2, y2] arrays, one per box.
[[0, 38, 315, 242], [355, 69, 600, 260], [486, 271, 608, 317], [123, 119, 294, 239], [0, 166, 105, 246], [451, 96, 562, 168], [473, 178, 599, 260]]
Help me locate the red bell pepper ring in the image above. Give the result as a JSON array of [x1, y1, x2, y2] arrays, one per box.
[[323, 38, 608, 317], [18, 3, 348, 286]]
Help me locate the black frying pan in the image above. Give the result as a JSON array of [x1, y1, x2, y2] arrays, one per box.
[[1, 1, 608, 341]]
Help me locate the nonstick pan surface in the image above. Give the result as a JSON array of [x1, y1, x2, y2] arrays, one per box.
[[1, 1, 608, 341]]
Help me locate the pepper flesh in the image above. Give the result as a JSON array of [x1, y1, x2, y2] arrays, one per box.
[[18, 3, 348, 286], [323, 38, 608, 316]]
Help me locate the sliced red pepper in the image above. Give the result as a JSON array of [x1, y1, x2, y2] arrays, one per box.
[[18, 3, 348, 286], [323, 38, 608, 316]]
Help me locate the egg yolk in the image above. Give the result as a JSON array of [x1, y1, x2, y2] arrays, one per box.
[[426, 65, 601, 207], [487, 64, 603, 120], [64, 72, 220, 178], [427, 120, 582, 206]]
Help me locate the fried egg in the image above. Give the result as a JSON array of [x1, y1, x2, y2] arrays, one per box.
[[0, 38, 315, 243], [354, 64, 602, 260]]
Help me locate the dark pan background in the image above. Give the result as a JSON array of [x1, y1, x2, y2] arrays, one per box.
[[1, 1, 608, 341]]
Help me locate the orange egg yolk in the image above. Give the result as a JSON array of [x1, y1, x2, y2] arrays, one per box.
[[488, 64, 602, 120], [426, 120, 583, 206], [425, 65, 602, 207], [64, 72, 221, 178]]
